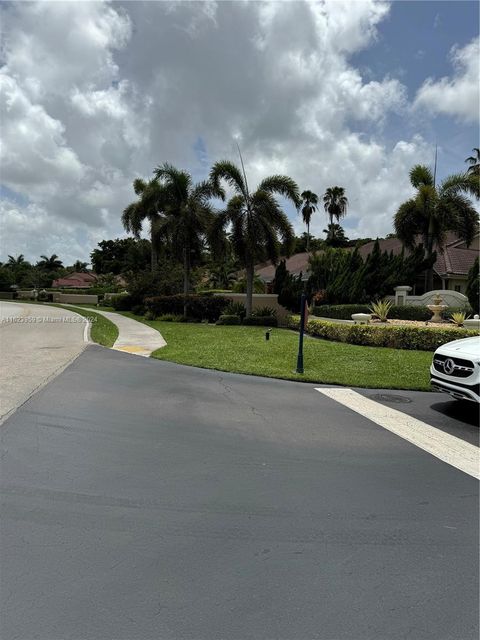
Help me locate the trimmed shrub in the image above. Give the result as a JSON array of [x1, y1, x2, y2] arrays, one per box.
[[156, 314, 184, 322], [144, 295, 228, 322], [243, 316, 278, 327], [287, 316, 477, 351], [111, 294, 135, 311], [312, 304, 472, 322], [216, 314, 241, 325], [311, 304, 370, 319]]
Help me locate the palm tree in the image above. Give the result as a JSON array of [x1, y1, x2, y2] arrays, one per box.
[[394, 164, 479, 291], [122, 178, 166, 272], [465, 148, 480, 177], [300, 190, 318, 252], [72, 260, 89, 272], [7, 254, 25, 267], [323, 186, 348, 225], [323, 223, 349, 247], [153, 164, 224, 315], [210, 159, 300, 316], [37, 254, 63, 270]]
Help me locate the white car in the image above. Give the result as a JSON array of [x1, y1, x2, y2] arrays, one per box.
[[430, 336, 480, 402]]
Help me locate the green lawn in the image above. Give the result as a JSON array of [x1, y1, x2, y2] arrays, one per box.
[[133, 319, 433, 390], [59, 305, 118, 347]]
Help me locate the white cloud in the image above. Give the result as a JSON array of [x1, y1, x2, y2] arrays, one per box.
[[0, 0, 464, 263], [414, 37, 479, 123]]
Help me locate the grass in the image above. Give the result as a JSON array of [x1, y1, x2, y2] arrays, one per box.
[[127, 318, 433, 391], [59, 305, 118, 347]]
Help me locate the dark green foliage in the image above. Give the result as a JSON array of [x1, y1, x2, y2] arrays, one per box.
[[110, 294, 135, 311], [216, 315, 241, 325], [311, 304, 370, 319], [144, 295, 228, 321], [312, 304, 471, 321], [242, 316, 278, 326], [288, 316, 476, 351], [0, 266, 14, 291], [466, 257, 479, 312], [224, 301, 247, 318], [250, 306, 277, 317], [273, 260, 304, 312], [91, 238, 151, 275]]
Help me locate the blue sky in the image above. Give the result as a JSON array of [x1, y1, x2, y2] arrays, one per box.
[[1, 1, 478, 262]]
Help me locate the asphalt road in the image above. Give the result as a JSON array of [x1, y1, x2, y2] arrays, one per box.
[[1, 346, 478, 640]]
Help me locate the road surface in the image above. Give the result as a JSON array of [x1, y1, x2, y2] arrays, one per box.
[[1, 345, 478, 640]]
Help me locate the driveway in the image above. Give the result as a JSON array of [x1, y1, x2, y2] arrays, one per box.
[[1, 345, 478, 639], [0, 301, 87, 423]]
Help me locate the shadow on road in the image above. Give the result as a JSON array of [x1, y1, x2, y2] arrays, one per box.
[[430, 400, 479, 429]]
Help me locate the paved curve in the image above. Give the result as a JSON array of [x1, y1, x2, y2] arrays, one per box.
[[0, 301, 87, 423], [1, 345, 478, 640]]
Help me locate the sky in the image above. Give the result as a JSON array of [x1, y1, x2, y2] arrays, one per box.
[[1, 0, 479, 264]]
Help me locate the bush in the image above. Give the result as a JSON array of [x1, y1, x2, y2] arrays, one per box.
[[369, 299, 393, 322], [216, 314, 241, 325], [131, 304, 145, 316], [110, 294, 135, 311], [287, 316, 477, 351], [466, 257, 479, 313], [144, 295, 228, 322], [243, 316, 278, 327], [250, 306, 277, 318], [311, 304, 370, 319], [224, 301, 247, 319], [156, 314, 184, 322]]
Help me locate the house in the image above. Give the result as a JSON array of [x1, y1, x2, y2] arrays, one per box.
[[254, 232, 479, 294], [51, 272, 97, 288]]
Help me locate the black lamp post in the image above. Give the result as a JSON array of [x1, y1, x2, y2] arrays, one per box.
[[296, 292, 307, 374]]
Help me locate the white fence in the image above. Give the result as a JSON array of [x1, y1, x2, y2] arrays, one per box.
[[387, 287, 469, 307]]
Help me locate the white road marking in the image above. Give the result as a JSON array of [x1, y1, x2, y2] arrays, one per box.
[[316, 388, 479, 480]]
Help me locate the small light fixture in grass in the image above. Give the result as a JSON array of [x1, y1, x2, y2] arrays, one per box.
[[450, 312, 469, 327], [369, 298, 393, 322]]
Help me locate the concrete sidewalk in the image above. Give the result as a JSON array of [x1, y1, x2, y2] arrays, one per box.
[[78, 307, 166, 357]]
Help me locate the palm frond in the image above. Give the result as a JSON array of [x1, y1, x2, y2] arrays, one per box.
[[210, 161, 247, 197], [394, 199, 421, 249], [409, 165, 434, 188], [257, 175, 301, 208]]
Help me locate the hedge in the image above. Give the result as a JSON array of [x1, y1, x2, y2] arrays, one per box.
[[216, 314, 241, 325], [144, 294, 228, 322], [312, 304, 472, 322], [111, 294, 135, 311], [288, 316, 478, 351], [243, 316, 278, 327]]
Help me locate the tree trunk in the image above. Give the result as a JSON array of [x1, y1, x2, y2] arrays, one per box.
[[306, 222, 310, 253], [245, 262, 254, 317], [151, 232, 158, 273], [183, 246, 190, 318]]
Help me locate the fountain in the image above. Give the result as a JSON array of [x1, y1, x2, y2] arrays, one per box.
[[427, 292, 448, 323]]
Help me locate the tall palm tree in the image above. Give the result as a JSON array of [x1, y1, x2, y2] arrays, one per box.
[[394, 164, 479, 291], [7, 254, 25, 267], [323, 223, 349, 247], [38, 254, 63, 270], [153, 164, 224, 315], [122, 178, 165, 272], [72, 260, 89, 272], [300, 190, 318, 252], [465, 148, 480, 177], [210, 159, 300, 316], [323, 186, 348, 225]]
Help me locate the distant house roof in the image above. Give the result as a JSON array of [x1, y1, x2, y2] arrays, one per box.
[[52, 272, 97, 288], [254, 232, 479, 283]]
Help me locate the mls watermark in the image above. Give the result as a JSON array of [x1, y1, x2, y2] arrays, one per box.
[[1, 316, 97, 324]]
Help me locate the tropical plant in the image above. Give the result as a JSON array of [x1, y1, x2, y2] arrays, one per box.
[[206, 260, 238, 289], [369, 298, 393, 322], [122, 178, 166, 272], [450, 312, 469, 327], [72, 260, 88, 272], [323, 223, 349, 247], [323, 186, 348, 225], [300, 190, 318, 252], [250, 305, 277, 318], [223, 301, 247, 319], [465, 148, 480, 177], [394, 164, 479, 291], [37, 254, 63, 270], [232, 274, 266, 294], [210, 159, 300, 316], [153, 164, 224, 316], [7, 254, 26, 267]]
